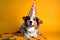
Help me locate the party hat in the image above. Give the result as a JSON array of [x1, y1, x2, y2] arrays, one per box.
[[29, 0, 36, 18]]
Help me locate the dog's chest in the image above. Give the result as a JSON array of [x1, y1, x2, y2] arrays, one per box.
[[26, 27, 37, 36], [26, 27, 35, 33]]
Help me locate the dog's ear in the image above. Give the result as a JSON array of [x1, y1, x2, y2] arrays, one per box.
[[22, 16, 30, 22], [36, 17, 43, 25], [39, 20, 43, 24], [22, 16, 26, 20]]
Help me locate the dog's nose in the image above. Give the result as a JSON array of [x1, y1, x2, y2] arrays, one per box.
[[30, 21, 32, 25], [30, 21, 32, 23]]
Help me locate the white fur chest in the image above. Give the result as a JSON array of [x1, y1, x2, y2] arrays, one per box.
[[26, 27, 36, 37], [27, 27, 35, 33]]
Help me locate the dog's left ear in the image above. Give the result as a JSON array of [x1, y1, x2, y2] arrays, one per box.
[[36, 17, 43, 25], [39, 19, 43, 24]]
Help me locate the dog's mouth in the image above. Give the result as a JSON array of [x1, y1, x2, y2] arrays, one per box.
[[29, 25, 34, 27]]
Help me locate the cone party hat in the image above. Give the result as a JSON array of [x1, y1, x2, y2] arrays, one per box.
[[28, 0, 36, 18]]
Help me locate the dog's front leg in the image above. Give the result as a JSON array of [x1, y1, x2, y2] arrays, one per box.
[[24, 33, 31, 40]]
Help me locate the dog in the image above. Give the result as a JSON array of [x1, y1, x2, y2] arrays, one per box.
[[16, 16, 43, 40]]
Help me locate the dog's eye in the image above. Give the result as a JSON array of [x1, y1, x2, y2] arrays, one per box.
[[33, 19, 35, 21]]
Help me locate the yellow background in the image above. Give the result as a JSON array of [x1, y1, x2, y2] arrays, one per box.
[[0, 0, 60, 40]]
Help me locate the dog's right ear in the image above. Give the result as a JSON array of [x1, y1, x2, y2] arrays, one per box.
[[22, 16, 26, 20]]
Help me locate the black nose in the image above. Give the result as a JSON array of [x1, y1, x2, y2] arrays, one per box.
[[30, 21, 32, 25], [30, 21, 32, 23]]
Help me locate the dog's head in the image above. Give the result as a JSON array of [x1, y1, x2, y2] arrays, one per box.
[[22, 16, 43, 28]]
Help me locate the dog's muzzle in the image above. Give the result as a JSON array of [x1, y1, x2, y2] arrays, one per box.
[[30, 21, 32, 25], [29, 25, 34, 27]]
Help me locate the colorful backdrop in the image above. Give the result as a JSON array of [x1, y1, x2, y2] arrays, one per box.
[[0, 0, 60, 40]]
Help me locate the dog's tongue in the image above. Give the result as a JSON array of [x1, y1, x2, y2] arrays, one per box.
[[28, 0, 37, 18]]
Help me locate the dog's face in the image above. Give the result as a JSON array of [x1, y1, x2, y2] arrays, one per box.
[[23, 16, 43, 28], [23, 16, 34, 27]]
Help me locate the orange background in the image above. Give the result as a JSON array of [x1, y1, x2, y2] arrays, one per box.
[[0, 0, 60, 40]]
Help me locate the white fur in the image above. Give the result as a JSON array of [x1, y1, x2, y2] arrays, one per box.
[[30, 17, 34, 25], [24, 27, 39, 40]]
